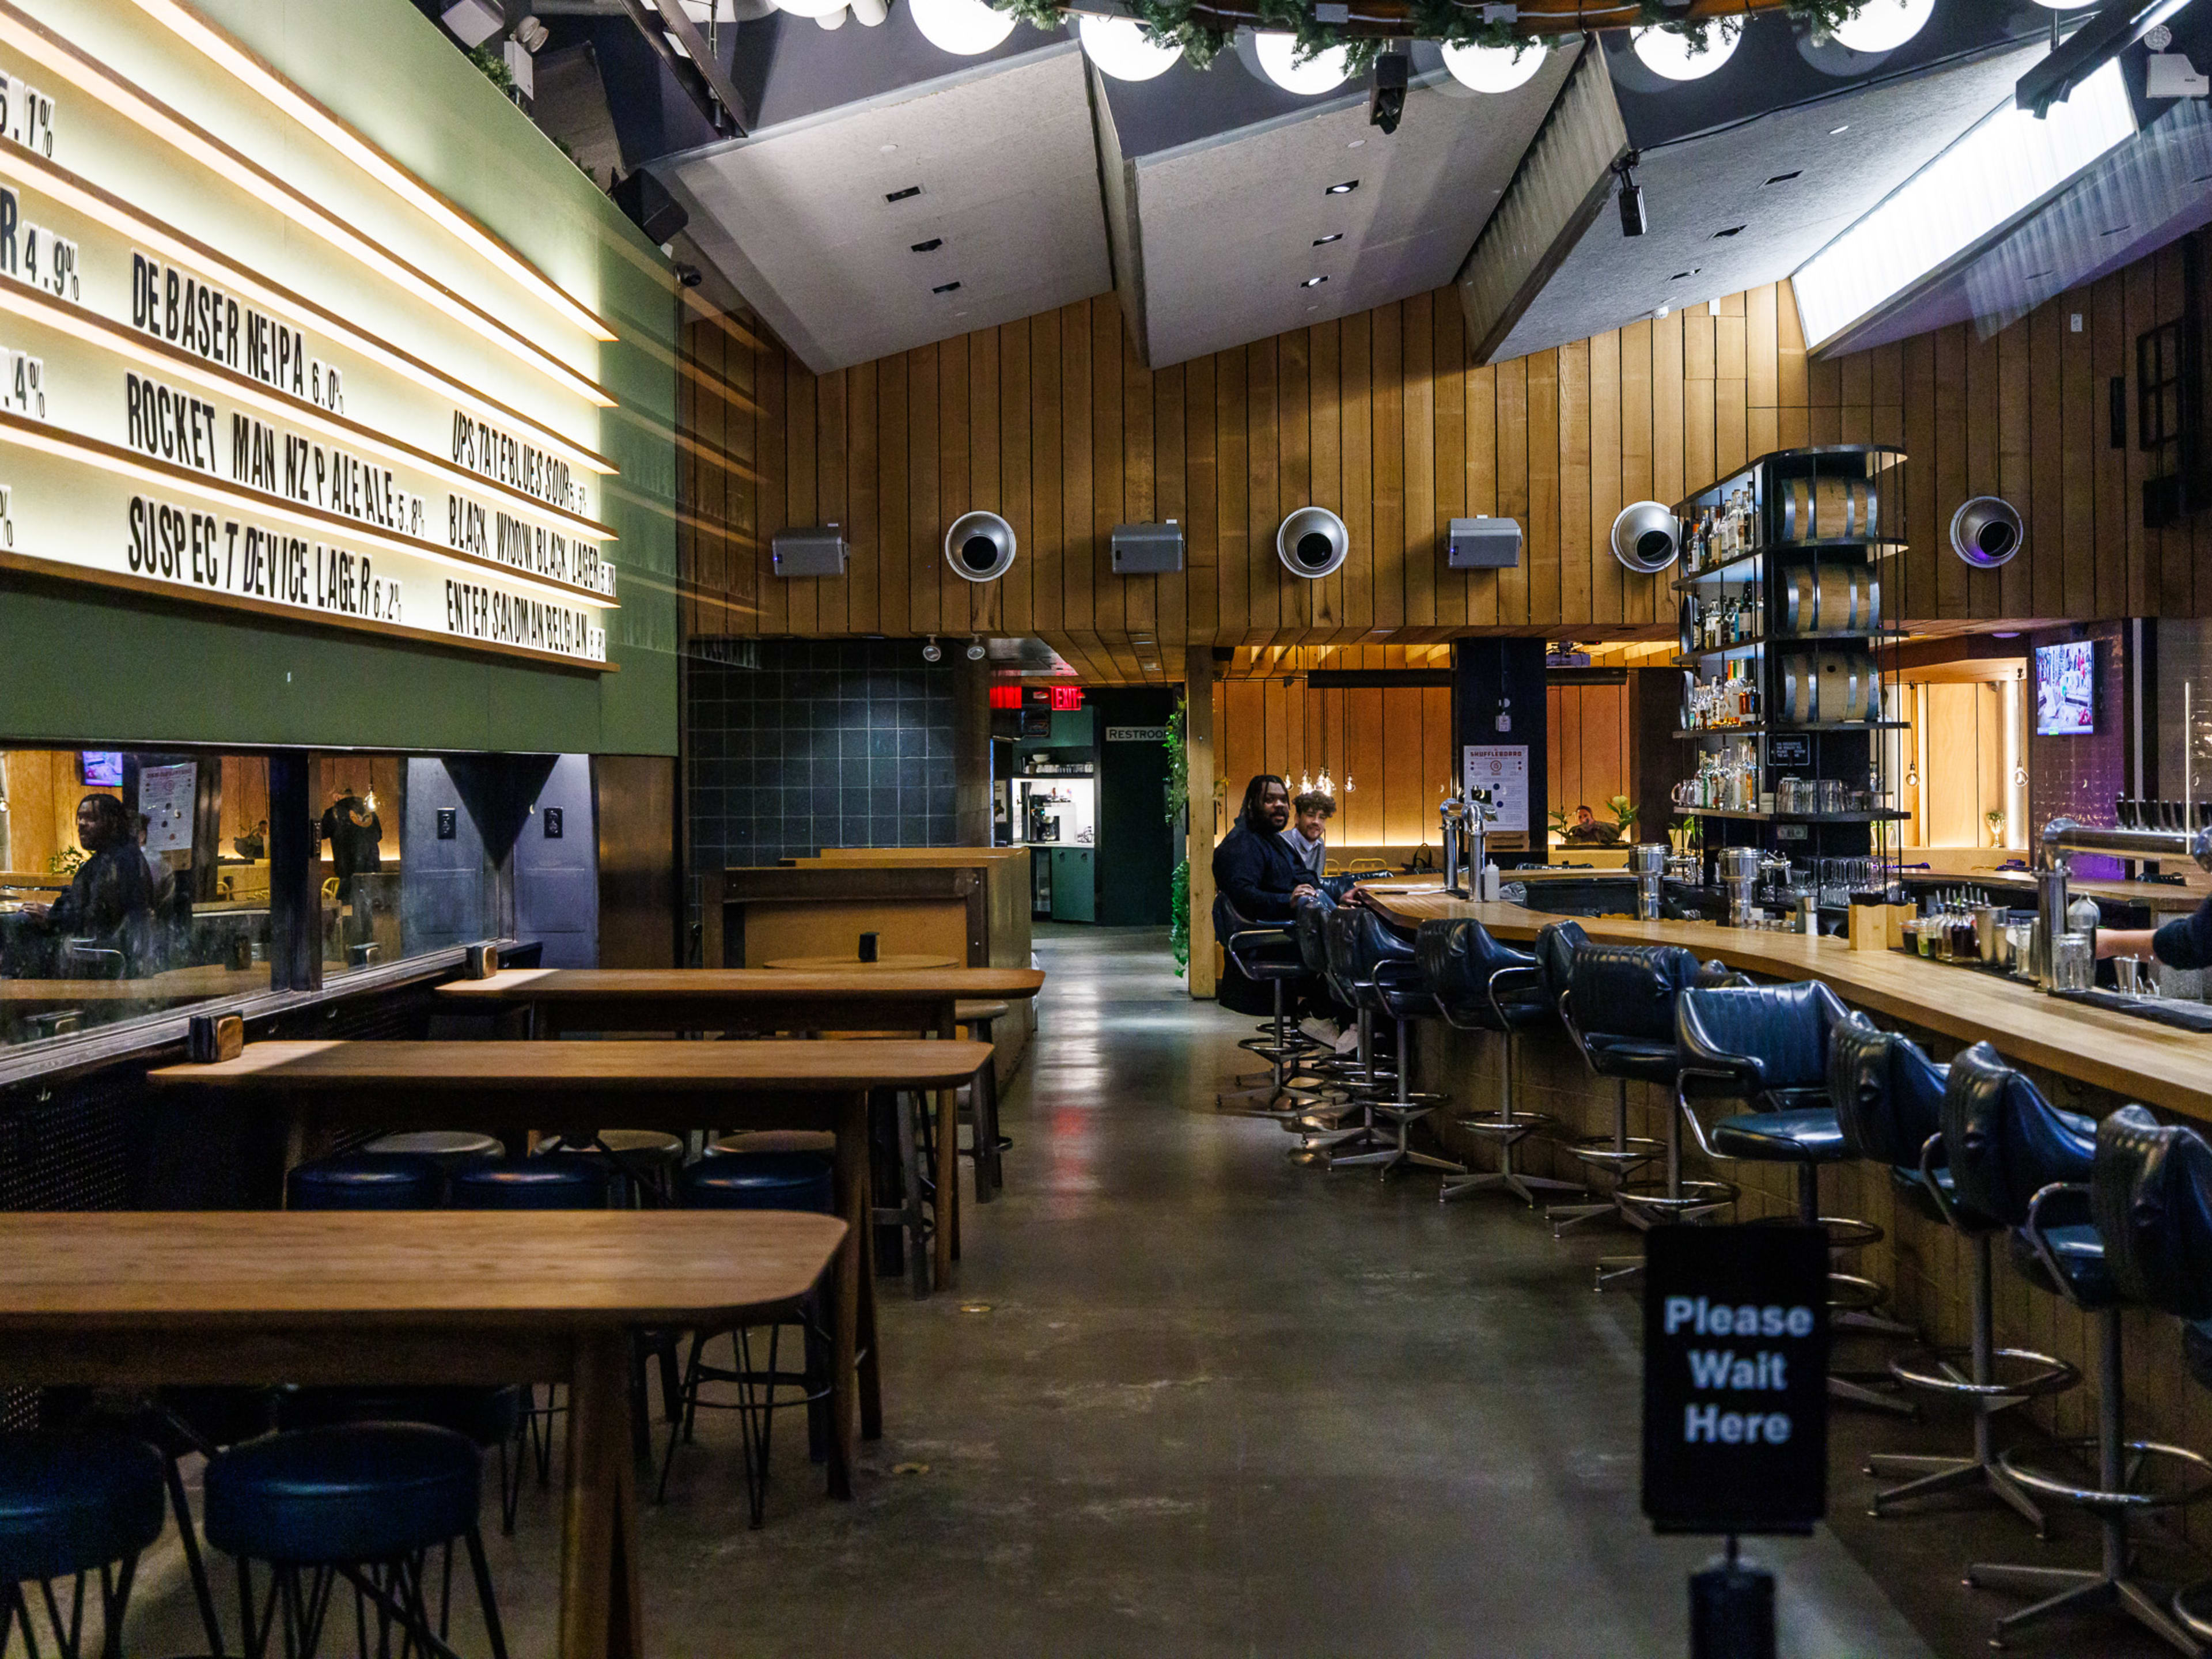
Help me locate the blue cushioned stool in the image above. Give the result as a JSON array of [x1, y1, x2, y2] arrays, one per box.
[[1, 1431, 164, 1659], [1321, 906, 1460, 1178], [1212, 893, 1327, 1121], [276, 1385, 527, 1537], [1829, 1017, 2071, 1529], [659, 1152, 838, 1523], [446, 1157, 611, 1211], [204, 1422, 506, 1659], [286, 1153, 442, 1211]]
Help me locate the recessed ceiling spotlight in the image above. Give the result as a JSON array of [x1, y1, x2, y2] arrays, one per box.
[[1830, 124, 1850, 134], [911, 237, 943, 252], [1301, 275, 1328, 287], [1313, 232, 1343, 245], [2101, 224, 2132, 236], [880, 142, 899, 153], [1347, 138, 1365, 149], [932, 279, 962, 294], [1326, 179, 1359, 195], [1764, 171, 1801, 185], [1712, 224, 1745, 238], [1669, 268, 1702, 279]]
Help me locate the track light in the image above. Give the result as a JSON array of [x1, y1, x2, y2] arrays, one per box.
[[922, 636, 944, 663], [1616, 151, 1646, 238], [1369, 48, 1408, 134], [966, 636, 987, 661]]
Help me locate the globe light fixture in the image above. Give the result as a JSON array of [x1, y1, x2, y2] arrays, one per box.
[[1830, 0, 1932, 54], [909, 0, 1016, 56], [1078, 13, 1182, 80], [1255, 31, 1352, 95], [1440, 40, 1546, 93], [1631, 19, 1741, 81]]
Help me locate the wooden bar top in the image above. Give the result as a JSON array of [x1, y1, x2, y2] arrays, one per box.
[[0, 1210, 846, 1332], [149, 1037, 995, 1094], [1, 965, 270, 1006], [435, 966, 1045, 1006], [1359, 882, 2212, 1121]]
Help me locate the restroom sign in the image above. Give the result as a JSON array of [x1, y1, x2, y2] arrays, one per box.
[[1641, 1225, 1829, 1535]]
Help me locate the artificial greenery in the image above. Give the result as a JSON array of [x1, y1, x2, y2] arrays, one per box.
[[1164, 695, 1191, 975], [468, 44, 518, 99], [46, 844, 82, 876], [979, 0, 1874, 69], [1169, 858, 1191, 975], [1607, 793, 1638, 832]]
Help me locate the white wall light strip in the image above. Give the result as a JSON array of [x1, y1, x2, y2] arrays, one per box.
[[0, 410, 619, 608], [0, 3, 614, 407], [0, 268, 616, 545], [0, 142, 615, 478], [1791, 56, 2137, 351], [130, 0, 617, 344]]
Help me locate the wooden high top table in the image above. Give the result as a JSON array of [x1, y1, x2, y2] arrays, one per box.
[[149, 1038, 992, 1507], [0, 1208, 844, 1659], [435, 967, 1049, 1275]]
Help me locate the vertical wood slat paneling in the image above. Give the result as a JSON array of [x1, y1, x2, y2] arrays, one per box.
[[1208, 673, 1455, 848], [680, 235, 2212, 671]]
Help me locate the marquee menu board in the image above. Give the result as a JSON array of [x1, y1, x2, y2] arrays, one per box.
[[0, 0, 632, 670]]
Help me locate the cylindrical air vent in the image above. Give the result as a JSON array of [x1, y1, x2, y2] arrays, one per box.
[[1277, 506, 1349, 578], [1950, 496, 2022, 568], [945, 510, 1016, 582], [1610, 501, 1679, 574]]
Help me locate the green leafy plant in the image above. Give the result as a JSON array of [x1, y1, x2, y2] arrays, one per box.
[[1163, 695, 1189, 825], [468, 44, 517, 99], [1169, 858, 1191, 975], [1607, 793, 1638, 832], [46, 844, 83, 876]]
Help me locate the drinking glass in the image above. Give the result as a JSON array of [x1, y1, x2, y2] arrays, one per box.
[[2052, 932, 2093, 993]]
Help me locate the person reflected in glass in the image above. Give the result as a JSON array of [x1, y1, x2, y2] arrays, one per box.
[[319, 790, 383, 883], [20, 794, 156, 976]]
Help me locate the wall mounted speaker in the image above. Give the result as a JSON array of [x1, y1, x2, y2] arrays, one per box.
[[771, 525, 847, 578], [1111, 521, 1185, 574], [1610, 501, 1679, 574], [1278, 506, 1349, 578], [1446, 516, 1522, 570], [945, 510, 1016, 582], [1950, 496, 2023, 567]]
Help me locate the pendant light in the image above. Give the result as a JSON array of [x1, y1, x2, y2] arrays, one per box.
[[1830, 0, 1931, 54], [1631, 18, 1741, 81], [909, 0, 1016, 56], [1255, 31, 1352, 95], [1440, 40, 1546, 93], [1078, 13, 1182, 79]]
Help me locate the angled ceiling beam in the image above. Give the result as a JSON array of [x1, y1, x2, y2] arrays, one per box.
[[614, 0, 747, 137]]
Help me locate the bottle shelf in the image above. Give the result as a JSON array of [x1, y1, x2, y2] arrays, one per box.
[[1672, 629, 1904, 667], [1672, 808, 1910, 824], [1672, 539, 1900, 589], [1674, 722, 1907, 739]]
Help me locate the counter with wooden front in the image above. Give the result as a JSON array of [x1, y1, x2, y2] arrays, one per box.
[[1350, 880, 2212, 1517]]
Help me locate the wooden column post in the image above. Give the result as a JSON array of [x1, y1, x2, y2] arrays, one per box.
[[1184, 646, 1218, 999]]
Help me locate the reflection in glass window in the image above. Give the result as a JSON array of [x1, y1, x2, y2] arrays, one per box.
[[0, 749, 274, 1045], [313, 756, 495, 979]]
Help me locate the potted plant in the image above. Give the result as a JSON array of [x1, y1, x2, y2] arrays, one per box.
[[1607, 794, 1639, 839], [1986, 808, 2006, 848]]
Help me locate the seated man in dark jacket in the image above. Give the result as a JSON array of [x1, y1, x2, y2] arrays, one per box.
[[20, 793, 157, 976], [1214, 774, 1361, 1019]]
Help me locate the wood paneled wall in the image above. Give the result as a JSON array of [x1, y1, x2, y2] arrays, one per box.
[[678, 230, 2212, 680], [1546, 683, 1630, 820], [1211, 679, 1453, 847]]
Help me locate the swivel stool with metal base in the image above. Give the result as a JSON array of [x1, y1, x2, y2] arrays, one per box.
[[1323, 905, 1462, 1179], [0, 1431, 165, 1659], [1559, 944, 1735, 1287], [1415, 917, 1585, 1207], [1213, 893, 1327, 1121], [1673, 982, 1914, 1416], [1279, 897, 1372, 1156], [1942, 1047, 2208, 1655], [1827, 1016, 2071, 1528], [2165, 1319, 2212, 1643]]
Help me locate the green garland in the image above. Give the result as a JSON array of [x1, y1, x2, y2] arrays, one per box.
[[980, 0, 1873, 67]]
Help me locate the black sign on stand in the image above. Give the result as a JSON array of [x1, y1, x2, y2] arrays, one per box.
[[1642, 1224, 1830, 1536]]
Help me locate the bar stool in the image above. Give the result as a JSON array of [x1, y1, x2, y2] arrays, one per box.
[[447, 1157, 611, 1211], [2167, 1317, 2212, 1643], [1957, 1085, 2212, 1654], [1560, 945, 1734, 1287], [660, 1151, 838, 1524], [1282, 897, 1366, 1153], [276, 1387, 526, 1535], [535, 1128, 685, 1206], [1, 1431, 165, 1659], [1415, 918, 1584, 1207], [1674, 982, 1912, 1415], [954, 998, 1010, 1200], [1323, 906, 1461, 1179], [287, 1152, 443, 1211], [1828, 1017, 2071, 1528], [204, 1422, 508, 1659], [359, 1130, 503, 1169], [1213, 893, 1323, 1120]]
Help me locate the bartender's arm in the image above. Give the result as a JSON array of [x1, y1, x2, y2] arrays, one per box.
[[2095, 892, 2212, 969]]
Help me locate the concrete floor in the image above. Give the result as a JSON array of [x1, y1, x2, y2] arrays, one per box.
[[118, 925, 2197, 1656]]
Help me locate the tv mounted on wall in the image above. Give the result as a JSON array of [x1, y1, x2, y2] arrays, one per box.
[[2035, 640, 2096, 736], [78, 751, 123, 787]]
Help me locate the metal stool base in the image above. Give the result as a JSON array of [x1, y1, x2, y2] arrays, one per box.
[[1866, 1453, 2049, 1533], [1968, 1564, 2203, 1655]]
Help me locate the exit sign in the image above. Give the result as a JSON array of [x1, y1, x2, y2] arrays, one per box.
[[1050, 685, 1084, 711]]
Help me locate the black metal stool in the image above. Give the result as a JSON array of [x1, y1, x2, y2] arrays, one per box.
[[1828, 1017, 2071, 1528], [0, 1431, 165, 1659], [1323, 906, 1460, 1179], [1416, 917, 1584, 1207], [955, 997, 1010, 1199], [1213, 893, 1325, 1120]]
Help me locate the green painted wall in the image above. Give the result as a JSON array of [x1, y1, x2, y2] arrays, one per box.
[[0, 0, 679, 755]]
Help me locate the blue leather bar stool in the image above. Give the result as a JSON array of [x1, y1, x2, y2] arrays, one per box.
[[204, 1422, 507, 1659], [660, 1150, 839, 1524], [1828, 1017, 2071, 1528], [286, 1152, 443, 1211], [1213, 893, 1324, 1120], [1675, 982, 1912, 1416], [1280, 897, 1368, 1158], [1940, 1045, 2185, 1654], [2167, 1316, 2212, 1643], [1416, 918, 1584, 1207], [447, 1157, 611, 1211], [1559, 944, 1736, 1288], [1528, 921, 1640, 1233], [534, 1128, 687, 1206], [276, 1386, 527, 1535], [0, 1431, 165, 1659], [1323, 906, 1462, 1179]]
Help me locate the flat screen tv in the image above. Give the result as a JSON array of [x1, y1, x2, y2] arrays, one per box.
[[2035, 640, 2096, 736], [78, 751, 123, 787]]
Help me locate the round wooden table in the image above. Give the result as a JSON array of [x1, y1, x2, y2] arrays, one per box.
[[762, 953, 958, 971]]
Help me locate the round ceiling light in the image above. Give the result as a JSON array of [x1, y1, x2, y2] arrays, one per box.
[[909, 0, 1015, 55], [1630, 19, 1741, 81], [1077, 13, 1182, 79], [1255, 31, 1352, 95], [1830, 0, 1931, 53], [1440, 40, 1546, 94], [2029, 0, 2098, 7]]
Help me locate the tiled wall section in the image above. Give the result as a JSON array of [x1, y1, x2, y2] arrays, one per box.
[[688, 641, 959, 872]]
